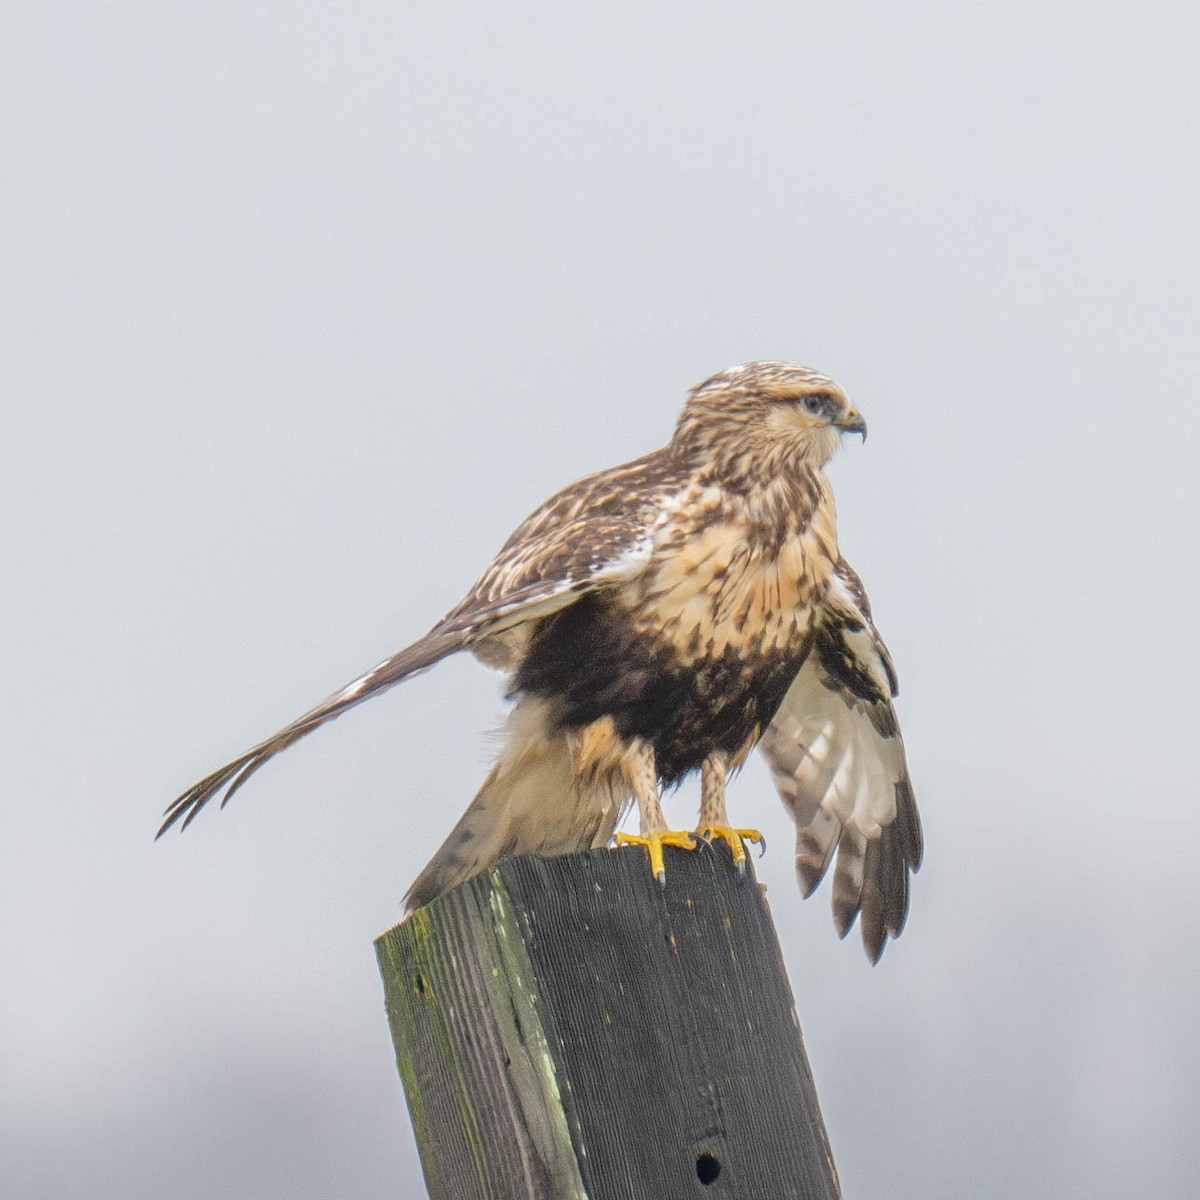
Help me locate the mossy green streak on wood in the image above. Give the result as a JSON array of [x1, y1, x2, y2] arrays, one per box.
[[376, 905, 461, 1192], [483, 879, 583, 1193], [379, 890, 492, 1185], [375, 868, 588, 1200]]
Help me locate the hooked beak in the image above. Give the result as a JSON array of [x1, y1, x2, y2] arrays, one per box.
[[835, 407, 867, 441]]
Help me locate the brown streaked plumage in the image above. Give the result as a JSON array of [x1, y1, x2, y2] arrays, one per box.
[[159, 361, 922, 961]]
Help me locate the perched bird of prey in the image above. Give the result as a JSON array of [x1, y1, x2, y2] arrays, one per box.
[[160, 361, 922, 961]]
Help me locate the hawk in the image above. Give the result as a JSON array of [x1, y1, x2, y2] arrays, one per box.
[[160, 361, 922, 961]]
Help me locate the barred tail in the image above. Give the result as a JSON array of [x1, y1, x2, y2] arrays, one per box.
[[404, 700, 627, 909]]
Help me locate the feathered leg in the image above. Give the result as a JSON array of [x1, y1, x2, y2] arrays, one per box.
[[613, 738, 696, 886], [696, 750, 763, 875]]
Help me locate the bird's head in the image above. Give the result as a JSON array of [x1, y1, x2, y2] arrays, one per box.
[[672, 361, 866, 481]]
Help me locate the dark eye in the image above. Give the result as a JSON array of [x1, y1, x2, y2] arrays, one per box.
[[801, 393, 829, 415]]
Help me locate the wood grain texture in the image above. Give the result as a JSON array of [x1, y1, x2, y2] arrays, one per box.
[[376, 842, 842, 1200]]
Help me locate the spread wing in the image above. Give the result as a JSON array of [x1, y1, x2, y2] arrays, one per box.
[[157, 451, 678, 838], [759, 559, 923, 962]]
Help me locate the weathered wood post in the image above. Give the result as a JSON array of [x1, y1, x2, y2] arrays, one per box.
[[375, 842, 841, 1199]]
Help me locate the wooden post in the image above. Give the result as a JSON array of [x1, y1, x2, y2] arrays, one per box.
[[375, 842, 842, 1200]]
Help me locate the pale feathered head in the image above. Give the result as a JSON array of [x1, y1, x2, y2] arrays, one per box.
[[672, 360, 866, 479]]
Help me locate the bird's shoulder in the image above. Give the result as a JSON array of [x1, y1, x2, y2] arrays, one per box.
[[436, 446, 691, 641], [820, 557, 900, 699], [494, 447, 689, 551]]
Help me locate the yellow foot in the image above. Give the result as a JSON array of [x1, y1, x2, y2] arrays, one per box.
[[615, 829, 698, 887], [696, 825, 765, 875]]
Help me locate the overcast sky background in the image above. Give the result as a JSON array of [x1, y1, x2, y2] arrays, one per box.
[[4, 4, 1199, 1198]]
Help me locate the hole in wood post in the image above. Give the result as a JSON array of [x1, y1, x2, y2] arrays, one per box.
[[695, 1153, 721, 1184], [414, 974, 425, 996]]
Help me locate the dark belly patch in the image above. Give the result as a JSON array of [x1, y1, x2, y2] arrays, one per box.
[[513, 593, 810, 784]]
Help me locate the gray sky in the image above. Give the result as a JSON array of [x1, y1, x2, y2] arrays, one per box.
[[4, 3, 1199, 1198]]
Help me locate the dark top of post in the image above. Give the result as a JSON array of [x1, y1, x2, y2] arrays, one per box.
[[376, 841, 841, 1200]]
